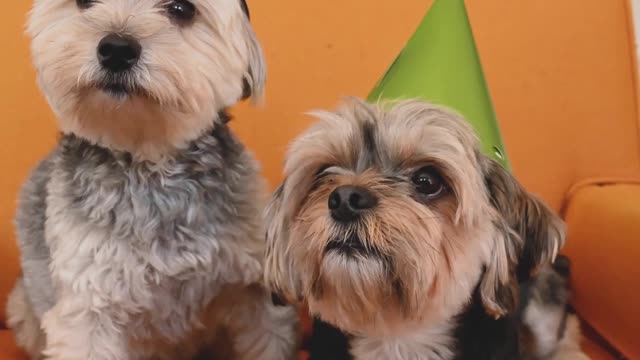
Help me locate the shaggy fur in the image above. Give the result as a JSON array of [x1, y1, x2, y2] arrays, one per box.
[[519, 256, 590, 360], [265, 98, 579, 359], [7, 1, 297, 359]]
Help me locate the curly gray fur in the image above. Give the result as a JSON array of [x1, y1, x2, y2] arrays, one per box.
[[8, 120, 297, 359]]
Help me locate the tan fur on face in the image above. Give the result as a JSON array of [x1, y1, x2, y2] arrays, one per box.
[[28, 0, 265, 160], [265, 99, 566, 336], [290, 169, 491, 336]]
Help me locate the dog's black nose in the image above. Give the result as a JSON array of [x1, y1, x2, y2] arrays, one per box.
[[328, 185, 377, 222], [97, 34, 141, 73]]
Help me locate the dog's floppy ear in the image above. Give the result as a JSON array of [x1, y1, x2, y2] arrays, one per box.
[[479, 157, 566, 318], [484, 158, 565, 279], [238, 1, 266, 102], [264, 182, 302, 304]]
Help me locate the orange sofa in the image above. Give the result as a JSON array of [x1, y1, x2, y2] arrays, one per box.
[[1, 1, 639, 359]]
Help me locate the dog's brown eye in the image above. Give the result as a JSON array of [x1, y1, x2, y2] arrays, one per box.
[[167, 0, 197, 22], [76, 0, 96, 9], [315, 164, 331, 178], [412, 166, 446, 198]]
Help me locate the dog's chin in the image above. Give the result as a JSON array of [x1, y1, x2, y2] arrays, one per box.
[[324, 234, 380, 258], [94, 81, 150, 102], [313, 235, 449, 335]]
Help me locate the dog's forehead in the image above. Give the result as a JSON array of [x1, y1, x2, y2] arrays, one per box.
[[317, 110, 473, 173], [196, 0, 250, 18], [31, 0, 250, 20], [287, 100, 479, 180], [358, 119, 414, 173]]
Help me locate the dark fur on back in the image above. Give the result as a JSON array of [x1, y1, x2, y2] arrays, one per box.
[[452, 288, 521, 360], [306, 318, 353, 360]]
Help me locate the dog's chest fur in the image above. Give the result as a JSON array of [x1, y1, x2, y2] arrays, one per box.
[[40, 123, 264, 340], [350, 324, 456, 360], [307, 290, 520, 360], [307, 320, 454, 360]]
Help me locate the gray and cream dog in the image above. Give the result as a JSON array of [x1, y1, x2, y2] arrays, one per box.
[[265, 98, 586, 359], [6, 0, 297, 359]]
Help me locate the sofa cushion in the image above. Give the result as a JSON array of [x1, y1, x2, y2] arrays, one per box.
[[562, 180, 640, 360], [582, 335, 617, 360]]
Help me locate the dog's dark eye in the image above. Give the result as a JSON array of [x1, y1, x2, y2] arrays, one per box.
[[76, 0, 97, 9], [167, 0, 197, 23], [315, 164, 332, 178], [412, 166, 446, 198]]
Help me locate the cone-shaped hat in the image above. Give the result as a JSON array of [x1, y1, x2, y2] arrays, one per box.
[[367, 0, 510, 169]]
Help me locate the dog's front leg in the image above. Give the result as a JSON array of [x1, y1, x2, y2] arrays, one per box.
[[41, 293, 129, 360]]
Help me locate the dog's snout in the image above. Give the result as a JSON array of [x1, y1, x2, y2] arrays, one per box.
[[328, 185, 377, 222], [97, 34, 141, 73]]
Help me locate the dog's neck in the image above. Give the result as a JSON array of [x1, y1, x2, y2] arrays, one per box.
[[306, 288, 521, 360], [349, 320, 457, 360], [59, 110, 235, 165]]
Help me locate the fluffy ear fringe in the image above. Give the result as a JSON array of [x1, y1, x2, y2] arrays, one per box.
[[240, 17, 266, 104], [264, 183, 302, 304], [480, 157, 566, 317]]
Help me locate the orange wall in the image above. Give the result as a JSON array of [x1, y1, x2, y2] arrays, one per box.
[[1, 0, 640, 322], [0, 2, 57, 319], [238, 0, 640, 207]]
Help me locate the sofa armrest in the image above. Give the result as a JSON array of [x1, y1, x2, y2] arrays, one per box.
[[562, 181, 640, 359]]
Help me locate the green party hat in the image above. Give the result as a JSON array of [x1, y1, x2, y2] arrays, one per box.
[[367, 0, 510, 170]]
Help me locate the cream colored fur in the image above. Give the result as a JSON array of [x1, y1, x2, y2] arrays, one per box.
[[28, 0, 265, 161]]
